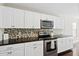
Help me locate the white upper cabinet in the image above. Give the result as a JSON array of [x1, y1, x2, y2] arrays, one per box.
[[54, 17, 64, 29], [11, 8, 25, 28], [0, 6, 3, 28], [25, 11, 40, 28], [1, 6, 12, 28], [31, 12, 40, 28], [0, 6, 65, 29], [0, 6, 24, 28]]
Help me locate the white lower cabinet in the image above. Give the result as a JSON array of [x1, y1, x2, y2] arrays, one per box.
[[25, 41, 43, 56], [0, 43, 25, 56], [0, 41, 43, 56], [57, 37, 73, 53], [10, 43, 25, 56]]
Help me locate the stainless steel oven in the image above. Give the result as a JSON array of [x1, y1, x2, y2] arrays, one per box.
[[39, 34, 57, 56], [40, 20, 53, 29], [44, 39, 57, 56]]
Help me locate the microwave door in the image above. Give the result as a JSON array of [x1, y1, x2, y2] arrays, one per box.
[[41, 20, 53, 29]]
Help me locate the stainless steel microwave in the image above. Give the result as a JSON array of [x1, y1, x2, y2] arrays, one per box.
[[40, 20, 53, 29]]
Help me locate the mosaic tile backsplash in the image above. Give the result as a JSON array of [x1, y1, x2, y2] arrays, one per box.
[[4, 28, 46, 43]]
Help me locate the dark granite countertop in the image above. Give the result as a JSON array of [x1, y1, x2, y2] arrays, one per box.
[[53, 35, 72, 38], [39, 37, 57, 40], [0, 37, 57, 46], [0, 35, 72, 46]]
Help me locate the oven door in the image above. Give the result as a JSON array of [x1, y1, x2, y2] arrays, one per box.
[[44, 40, 57, 56]]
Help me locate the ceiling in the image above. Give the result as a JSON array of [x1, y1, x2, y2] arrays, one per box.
[[4, 3, 79, 18]]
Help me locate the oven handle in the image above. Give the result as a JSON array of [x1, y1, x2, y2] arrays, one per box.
[[45, 40, 57, 50], [46, 40, 57, 50]]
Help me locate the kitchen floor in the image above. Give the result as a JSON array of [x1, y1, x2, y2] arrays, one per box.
[[62, 51, 73, 56], [58, 50, 73, 56]]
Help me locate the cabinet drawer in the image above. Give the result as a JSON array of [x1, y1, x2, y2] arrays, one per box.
[[0, 51, 12, 56], [0, 45, 12, 52], [0, 43, 25, 56], [25, 41, 43, 46]]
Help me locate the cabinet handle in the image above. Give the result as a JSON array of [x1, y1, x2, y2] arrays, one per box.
[[7, 51, 12, 54]]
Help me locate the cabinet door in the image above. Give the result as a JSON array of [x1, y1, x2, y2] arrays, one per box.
[[57, 37, 73, 53], [25, 11, 40, 28], [24, 11, 31, 28], [10, 43, 25, 56], [2, 6, 12, 28], [0, 45, 13, 56], [0, 51, 12, 56], [12, 8, 24, 28], [32, 41, 43, 56], [0, 43, 25, 56], [25, 45, 34, 56], [54, 17, 64, 29], [57, 38, 63, 53], [0, 6, 3, 28], [31, 12, 40, 28], [1, 6, 24, 28], [25, 41, 43, 56], [63, 37, 73, 51]]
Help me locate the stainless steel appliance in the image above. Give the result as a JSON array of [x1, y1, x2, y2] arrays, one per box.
[[40, 20, 53, 29], [39, 32, 57, 56], [44, 39, 57, 56]]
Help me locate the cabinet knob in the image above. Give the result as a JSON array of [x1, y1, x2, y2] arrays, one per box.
[[7, 51, 12, 54]]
